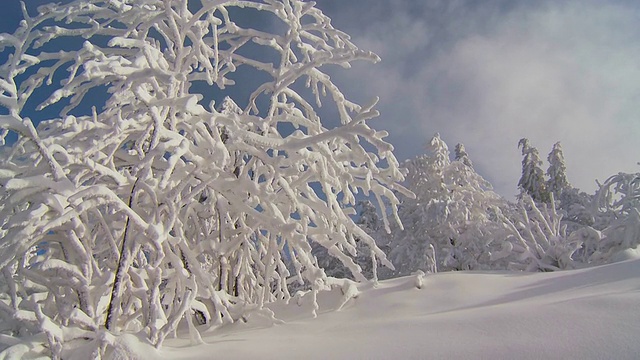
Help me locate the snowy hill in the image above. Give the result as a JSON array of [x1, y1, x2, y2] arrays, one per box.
[[142, 258, 640, 360]]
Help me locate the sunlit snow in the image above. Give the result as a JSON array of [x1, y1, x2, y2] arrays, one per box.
[[151, 257, 640, 360]]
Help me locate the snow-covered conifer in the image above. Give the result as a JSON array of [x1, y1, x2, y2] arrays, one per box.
[[0, 1, 410, 356], [454, 143, 473, 168], [546, 142, 571, 198], [518, 138, 550, 203]]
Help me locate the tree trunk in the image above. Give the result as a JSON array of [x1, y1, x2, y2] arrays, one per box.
[[105, 178, 139, 331]]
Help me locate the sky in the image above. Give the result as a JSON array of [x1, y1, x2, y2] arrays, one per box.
[[313, 0, 640, 197], [1, 0, 639, 198]]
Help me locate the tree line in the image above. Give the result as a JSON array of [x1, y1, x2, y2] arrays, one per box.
[[316, 134, 640, 278]]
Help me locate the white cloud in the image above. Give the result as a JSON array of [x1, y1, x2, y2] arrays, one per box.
[[321, 0, 640, 197]]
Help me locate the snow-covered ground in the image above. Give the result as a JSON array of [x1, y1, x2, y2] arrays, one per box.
[[131, 258, 640, 360]]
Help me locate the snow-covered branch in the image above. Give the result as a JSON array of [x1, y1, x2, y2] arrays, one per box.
[[0, 0, 407, 357]]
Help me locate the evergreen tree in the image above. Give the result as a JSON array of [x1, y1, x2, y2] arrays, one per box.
[[454, 143, 473, 168], [546, 142, 571, 198], [430, 133, 451, 172], [543, 142, 595, 233], [518, 138, 550, 203]]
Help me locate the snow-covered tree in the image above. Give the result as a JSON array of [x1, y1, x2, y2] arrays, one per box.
[[492, 170, 640, 271], [388, 134, 507, 274], [454, 143, 473, 168], [495, 156, 640, 271], [353, 200, 388, 281], [313, 200, 385, 281], [492, 194, 579, 271], [0, 1, 410, 357], [357, 199, 382, 234], [543, 142, 595, 233], [546, 142, 571, 198], [546, 172, 640, 266], [386, 134, 448, 275], [555, 187, 595, 233], [582, 172, 640, 262], [518, 138, 549, 203], [594, 172, 640, 219]]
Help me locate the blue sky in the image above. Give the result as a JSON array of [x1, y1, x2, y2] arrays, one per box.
[[2, 0, 639, 198]]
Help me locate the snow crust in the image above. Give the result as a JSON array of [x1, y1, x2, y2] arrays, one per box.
[[153, 258, 640, 359]]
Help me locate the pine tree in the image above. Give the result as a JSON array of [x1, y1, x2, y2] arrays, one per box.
[[429, 133, 451, 172], [546, 142, 571, 198], [454, 143, 473, 168], [518, 138, 550, 203]]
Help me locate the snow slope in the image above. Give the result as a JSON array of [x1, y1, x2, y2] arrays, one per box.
[[157, 258, 640, 360]]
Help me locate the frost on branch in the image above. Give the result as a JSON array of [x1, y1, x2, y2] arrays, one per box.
[[495, 173, 640, 271], [494, 194, 580, 272], [585, 172, 640, 263], [0, 0, 409, 356]]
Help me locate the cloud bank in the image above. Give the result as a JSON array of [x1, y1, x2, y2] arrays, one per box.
[[317, 0, 640, 197]]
